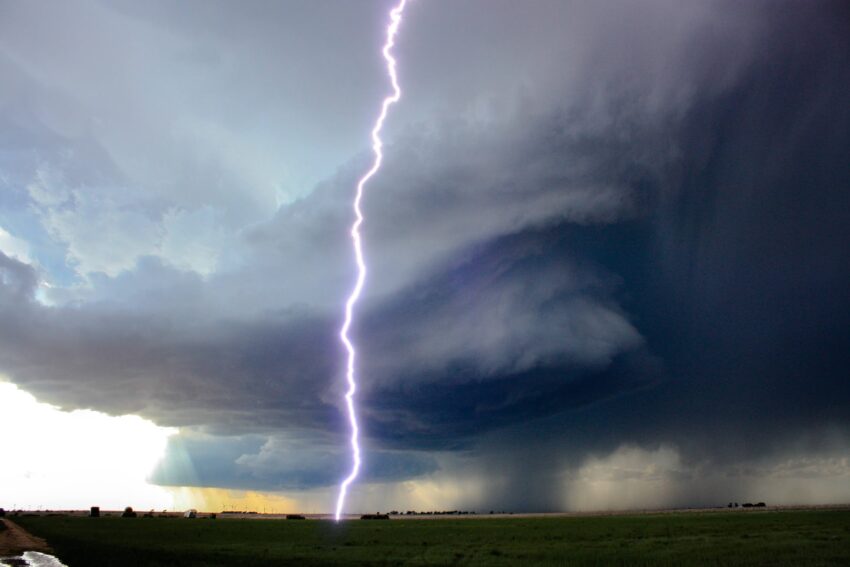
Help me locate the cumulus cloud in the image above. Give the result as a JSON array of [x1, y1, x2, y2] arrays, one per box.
[[29, 178, 161, 277]]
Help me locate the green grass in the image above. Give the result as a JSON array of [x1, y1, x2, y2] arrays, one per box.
[[13, 509, 850, 566]]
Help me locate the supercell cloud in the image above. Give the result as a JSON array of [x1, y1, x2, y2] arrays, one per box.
[[1, 0, 849, 510]]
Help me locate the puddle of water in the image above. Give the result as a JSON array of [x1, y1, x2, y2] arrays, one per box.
[[0, 552, 68, 567]]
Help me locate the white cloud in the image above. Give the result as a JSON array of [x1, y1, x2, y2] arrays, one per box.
[[25, 164, 229, 278], [160, 206, 225, 276], [0, 226, 31, 264], [34, 188, 160, 277]]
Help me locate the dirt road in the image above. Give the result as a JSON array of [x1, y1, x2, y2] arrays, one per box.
[[0, 519, 52, 557]]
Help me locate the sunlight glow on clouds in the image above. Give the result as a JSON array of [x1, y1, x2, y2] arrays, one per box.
[[0, 381, 175, 511], [563, 444, 850, 511], [168, 487, 299, 515], [564, 445, 687, 510]]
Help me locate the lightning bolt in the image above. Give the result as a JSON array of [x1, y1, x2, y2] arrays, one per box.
[[335, 0, 408, 521]]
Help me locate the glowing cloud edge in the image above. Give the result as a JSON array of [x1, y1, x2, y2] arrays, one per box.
[[335, 0, 408, 521]]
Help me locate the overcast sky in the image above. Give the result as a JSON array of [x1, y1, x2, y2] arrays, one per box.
[[1, 0, 849, 512]]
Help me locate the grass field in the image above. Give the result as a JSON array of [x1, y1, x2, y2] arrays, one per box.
[[12, 509, 850, 566]]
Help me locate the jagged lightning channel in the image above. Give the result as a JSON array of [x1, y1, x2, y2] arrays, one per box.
[[335, 0, 408, 521]]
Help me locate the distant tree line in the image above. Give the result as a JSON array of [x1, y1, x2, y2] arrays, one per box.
[[388, 510, 478, 516]]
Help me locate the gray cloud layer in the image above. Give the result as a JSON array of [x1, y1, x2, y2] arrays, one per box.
[[1, 0, 848, 507]]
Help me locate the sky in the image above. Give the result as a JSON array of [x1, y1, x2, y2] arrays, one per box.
[[1, 0, 849, 513]]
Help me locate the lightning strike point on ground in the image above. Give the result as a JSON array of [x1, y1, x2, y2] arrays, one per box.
[[335, 0, 409, 521]]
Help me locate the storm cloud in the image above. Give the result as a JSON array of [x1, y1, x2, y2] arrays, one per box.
[[1, 0, 848, 508]]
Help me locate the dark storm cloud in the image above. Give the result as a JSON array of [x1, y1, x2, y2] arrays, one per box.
[[0, 253, 335, 432], [391, 0, 850, 509], [350, 1, 849, 460], [0, 73, 654, 440], [0, 250, 38, 303], [150, 432, 437, 490], [1, 0, 848, 498]]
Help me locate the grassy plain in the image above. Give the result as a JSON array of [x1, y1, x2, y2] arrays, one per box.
[[13, 509, 850, 566]]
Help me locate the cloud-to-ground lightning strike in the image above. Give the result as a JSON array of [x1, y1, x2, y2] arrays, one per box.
[[335, 0, 408, 521]]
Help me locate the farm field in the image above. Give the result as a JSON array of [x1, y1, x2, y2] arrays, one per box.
[[11, 508, 850, 566]]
